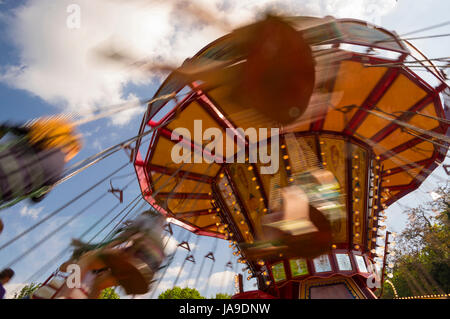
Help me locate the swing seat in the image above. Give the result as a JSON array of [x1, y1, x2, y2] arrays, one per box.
[[179, 15, 315, 126], [98, 249, 154, 295], [244, 204, 332, 261], [242, 183, 333, 261], [32, 276, 66, 299], [229, 15, 315, 125]]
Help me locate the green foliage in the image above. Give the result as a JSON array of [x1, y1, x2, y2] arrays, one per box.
[[213, 293, 232, 299], [381, 185, 450, 298], [13, 283, 40, 299], [158, 286, 205, 299], [99, 287, 120, 299]]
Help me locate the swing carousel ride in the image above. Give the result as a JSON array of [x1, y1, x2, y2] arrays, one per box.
[[0, 13, 449, 299]]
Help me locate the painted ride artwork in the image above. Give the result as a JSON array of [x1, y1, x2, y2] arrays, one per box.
[[0, 1, 448, 301]]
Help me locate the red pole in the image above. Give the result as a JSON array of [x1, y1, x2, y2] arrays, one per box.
[[238, 274, 244, 294]]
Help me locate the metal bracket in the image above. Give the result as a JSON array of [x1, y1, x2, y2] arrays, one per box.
[[123, 144, 136, 163], [108, 181, 123, 203], [164, 223, 173, 235], [186, 255, 195, 263], [178, 241, 191, 251], [205, 252, 215, 262], [443, 164, 450, 176]]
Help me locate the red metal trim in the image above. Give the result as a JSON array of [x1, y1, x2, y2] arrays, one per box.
[[166, 215, 225, 239], [155, 192, 212, 200], [232, 290, 278, 299], [400, 60, 446, 94], [145, 129, 160, 165], [147, 90, 197, 128], [370, 94, 437, 143], [384, 150, 442, 206], [382, 158, 431, 177], [378, 127, 442, 161], [336, 18, 410, 54], [343, 67, 400, 135], [350, 52, 405, 66], [134, 107, 149, 163], [191, 83, 248, 148]]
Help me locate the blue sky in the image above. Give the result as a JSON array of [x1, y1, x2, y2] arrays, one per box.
[[0, 0, 449, 298]]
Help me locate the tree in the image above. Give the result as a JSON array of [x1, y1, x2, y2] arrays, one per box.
[[381, 184, 449, 298], [99, 287, 120, 299], [213, 293, 232, 299], [13, 283, 40, 299], [158, 286, 205, 299]]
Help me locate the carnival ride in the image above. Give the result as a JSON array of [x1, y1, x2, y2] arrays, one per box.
[[0, 13, 449, 299], [133, 15, 449, 299]]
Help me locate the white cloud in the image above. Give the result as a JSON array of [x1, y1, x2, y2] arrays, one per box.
[[19, 206, 43, 219], [162, 234, 179, 255], [90, 138, 103, 152], [208, 270, 236, 288], [164, 263, 188, 278], [0, 0, 396, 126]]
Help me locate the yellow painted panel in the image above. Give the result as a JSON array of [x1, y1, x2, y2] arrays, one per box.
[[166, 199, 212, 213], [208, 87, 276, 134], [323, 61, 386, 132], [150, 172, 212, 194], [185, 214, 217, 229], [356, 113, 391, 139], [383, 170, 416, 187], [322, 109, 347, 132], [167, 101, 241, 158], [167, 101, 218, 133], [151, 136, 221, 177], [320, 137, 347, 192], [357, 74, 428, 138], [318, 136, 348, 243], [378, 74, 427, 113], [408, 103, 440, 132], [376, 128, 416, 152], [381, 140, 434, 171]]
